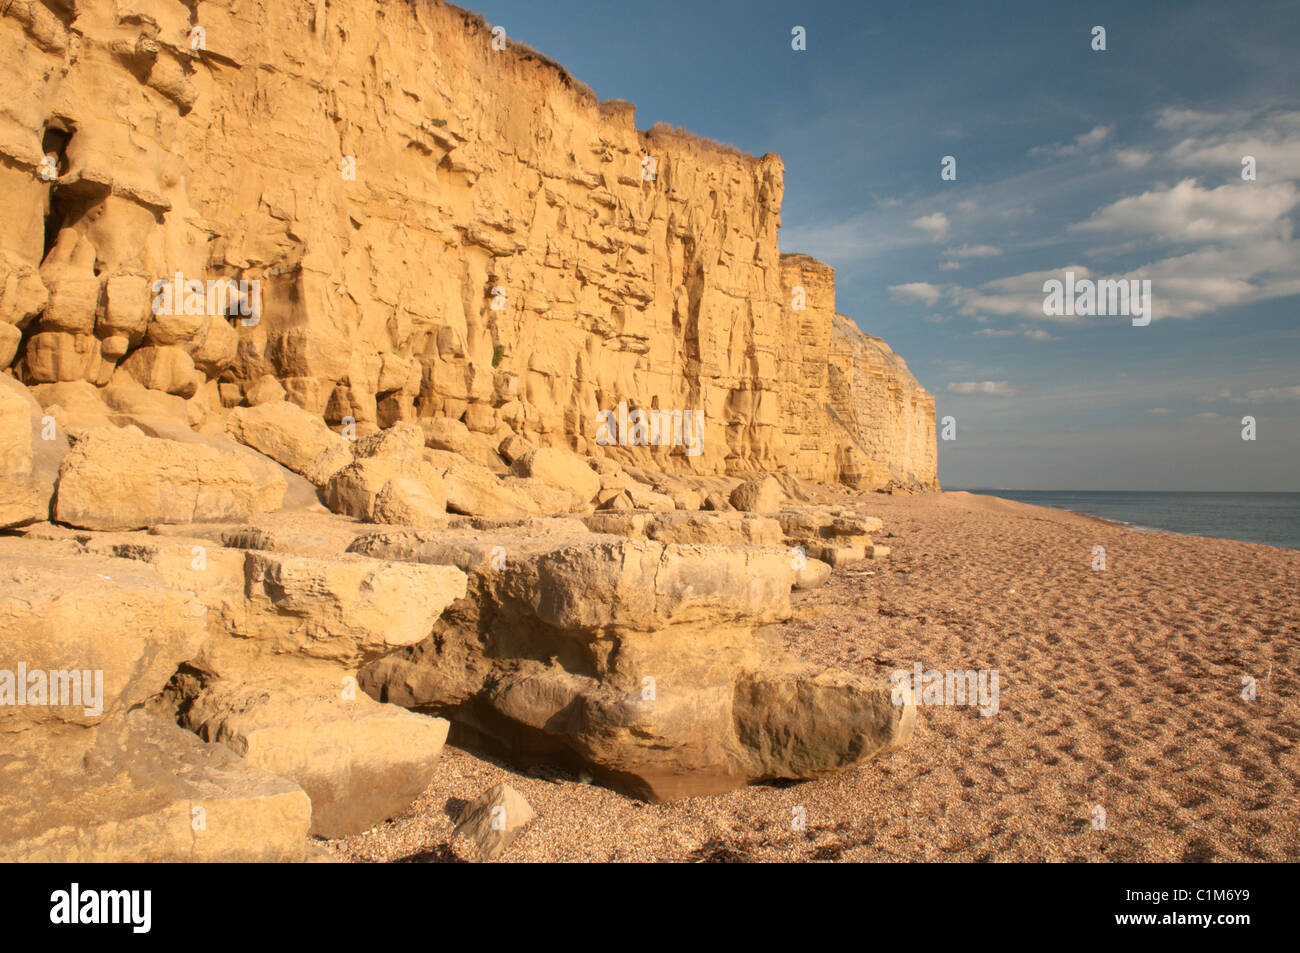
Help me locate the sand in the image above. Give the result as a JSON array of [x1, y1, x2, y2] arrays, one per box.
[[323, 490, 1300, 862]]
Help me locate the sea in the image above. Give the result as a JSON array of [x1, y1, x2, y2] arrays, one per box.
[[958, 490, 1300, 551]]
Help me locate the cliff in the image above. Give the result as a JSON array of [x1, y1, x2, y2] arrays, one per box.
[[0, 0, 936, 490]]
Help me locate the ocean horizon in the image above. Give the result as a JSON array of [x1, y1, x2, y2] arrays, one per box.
[[956, 489, 1300, 551]]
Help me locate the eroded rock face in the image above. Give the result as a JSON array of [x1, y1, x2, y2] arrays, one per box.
[[351, 526, 913, 800], [0, 0, 933, 855], [0, 0, 933, 489], [177, 659, 451, 838]]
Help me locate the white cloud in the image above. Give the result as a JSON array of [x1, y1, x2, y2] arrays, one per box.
[[1239, 385, 1300, 402], [889, 282, 943, 305], [973, 328, 1016, 337], [1023, 328, 1054, 341], [910, 212, 951, 242], [1076, 125, 1113, 149], [1246, 385, 1300, 401], [951, 266, 1094, 321], [1113, 148, 1152, 168], [1029, 124, 1113, 158], [1073, 178, 1298, 243], [1155, 108, 1235, 133], [1171, 126, 1300, 179], [948, 381, 1021, 397], [938, 260, 963, 271], [945, 244, 1003, 258]]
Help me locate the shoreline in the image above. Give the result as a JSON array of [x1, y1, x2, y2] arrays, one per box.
[[948, 488, 1300, 553]]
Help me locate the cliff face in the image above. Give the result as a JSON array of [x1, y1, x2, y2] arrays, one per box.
[[0, 0, 936, 489]]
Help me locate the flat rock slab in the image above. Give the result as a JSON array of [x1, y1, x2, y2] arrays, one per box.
[[0, 537, 207, 730], [181, 661, 451, 837], [0, 710, 310, 862]]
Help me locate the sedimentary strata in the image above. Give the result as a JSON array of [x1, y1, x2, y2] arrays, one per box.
[[0, 0, 934, 860]]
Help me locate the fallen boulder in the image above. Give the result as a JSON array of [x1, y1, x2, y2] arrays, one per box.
[[178, 658, 451, 837], [53, 426, 261, 530]]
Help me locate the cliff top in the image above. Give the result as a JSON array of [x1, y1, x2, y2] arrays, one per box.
[[431, 1, 776, 166]]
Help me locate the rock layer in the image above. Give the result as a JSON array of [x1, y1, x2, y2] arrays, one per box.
[[351, 525, 915, 800], [1, 0, 935, 490]]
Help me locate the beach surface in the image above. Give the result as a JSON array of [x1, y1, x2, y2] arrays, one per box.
[[324, 490, 1300, 862]]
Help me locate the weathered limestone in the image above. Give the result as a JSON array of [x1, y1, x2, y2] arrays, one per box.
[[510, 447, 601, 503], [779, 507, 884, 567], [227, 401, 353, 488], [0, 539, 311, 861], [730, 474, 785, 513], [0, 538, 208, 730], [351, 527, 914, 800], [0, 0, 933, 490], [0, 376, 46, 526], [0, 0, 936, 856], [0, 710, 312, 863], [583, 510, 784, 548], [237, 551, 468, 664], [178, 659, 451, 837], [794, 557, 832, 590], [53, 426, 261, 530], [438, 462, 541, 519]]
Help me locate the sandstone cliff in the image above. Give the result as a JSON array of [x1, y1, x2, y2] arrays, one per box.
[[1, 0, 935, 489]]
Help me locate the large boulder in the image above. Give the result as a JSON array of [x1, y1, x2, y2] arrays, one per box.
[[227, 401, 353, 488], [0, 710, 312, 862], [325, 455, 447, 522], [438, 462, 540, 519], [729, 474, 785, 513], [53, 426, 261, 530], [583, 511, 783, 547], [510, 447, 601, 503], [352, 528, 913, 800], [0, 539, 208, 731], [0, 377, 46, 527], [179, 659, 451, 837], [237, 550, 467, 664]]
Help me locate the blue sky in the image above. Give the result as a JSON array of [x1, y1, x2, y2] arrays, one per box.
[[467, 0, 1300, 490]]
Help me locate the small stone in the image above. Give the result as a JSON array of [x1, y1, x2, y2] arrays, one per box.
[[452, 783, 535, 861]]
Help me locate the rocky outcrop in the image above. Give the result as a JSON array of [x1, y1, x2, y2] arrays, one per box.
[[0, 526, 467, 854], [0, 0, 934, 491], [350, 524, 914, 801]]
